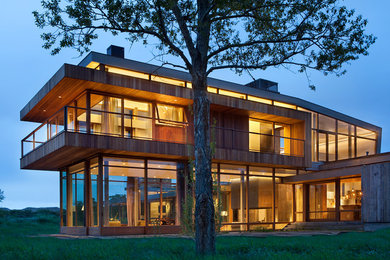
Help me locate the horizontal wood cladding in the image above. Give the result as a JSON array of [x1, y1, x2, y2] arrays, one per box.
[[283, 167, 361, 184], [21, 132, 308, 171], [21, 64, 309, 125], [214, 148, 306, 168], [318, 152, 390, 171]]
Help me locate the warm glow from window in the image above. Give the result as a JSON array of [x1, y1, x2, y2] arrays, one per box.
[[156, 104, 184, 124], [207, 87, 218, 93], [187, 82, 192, 88], [123, 100, 150, 112], [219, 89, 246, 99], [274, 101, 296, 110], [247, 95, 272, 105], [151, 75, 185, 87], [106, 66, 150, 80], [86, 61, 100, 69]]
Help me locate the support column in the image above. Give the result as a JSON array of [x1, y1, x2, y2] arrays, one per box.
[[336, 179, 340, 221], [98, 155, 103, 230], [272, 168, 276, 230]]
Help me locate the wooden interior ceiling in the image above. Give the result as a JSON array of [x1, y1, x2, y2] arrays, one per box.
[[210, 104, 303, 124], [249, 111, 303, 124], [23, 78, 193, 122]]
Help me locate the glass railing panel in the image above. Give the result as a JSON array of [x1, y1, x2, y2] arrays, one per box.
[[124, 114, 153, 140], [22, 106, 305, 159]]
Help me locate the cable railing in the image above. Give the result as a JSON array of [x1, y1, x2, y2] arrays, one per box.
[[21, 106, 305, 158]]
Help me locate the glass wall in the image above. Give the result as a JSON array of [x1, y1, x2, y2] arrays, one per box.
[[295, 184, 304, 221], [249, 176, 273, 224], [310, 110, 377, 162], [308, 182, 336, 221], [66, 91, 186, 143], [340, 178, 361, 221], [68, 162, 85, 227], [90, 159, 99, 226], [147, 160, 177, 226], [275, 180, 293, 223], [103, 158, 145, 227], [60, 170, 67, 226], [219, 164, 247, 231]]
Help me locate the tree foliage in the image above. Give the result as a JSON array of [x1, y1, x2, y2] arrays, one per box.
[[0, 189, 4, 203], [34, 0, 374, 76], [33, 0, 375, 255]]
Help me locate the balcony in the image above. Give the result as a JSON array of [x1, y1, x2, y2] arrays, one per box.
[[21, 106, 306, 170]]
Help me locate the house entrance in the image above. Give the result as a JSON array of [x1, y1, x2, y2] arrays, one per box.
[[308, 182, 336, 221]]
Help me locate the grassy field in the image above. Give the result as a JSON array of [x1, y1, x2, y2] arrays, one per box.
[[0, 209, 390, 259]]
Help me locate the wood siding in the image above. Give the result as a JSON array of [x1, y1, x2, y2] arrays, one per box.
[[21, 131, 309, 171], [362, 162, 390, 223]]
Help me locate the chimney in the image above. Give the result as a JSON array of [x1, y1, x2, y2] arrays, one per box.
[[107, 45, 125, 58], [245, 78, 279, 93]]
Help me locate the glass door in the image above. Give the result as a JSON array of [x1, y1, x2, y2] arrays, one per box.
[[308, 182, 336, 221]]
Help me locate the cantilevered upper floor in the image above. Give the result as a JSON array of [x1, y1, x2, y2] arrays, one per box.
[[20, 46, 381, 171]]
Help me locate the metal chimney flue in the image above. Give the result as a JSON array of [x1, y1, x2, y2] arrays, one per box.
[[107, 45, 124, 58]]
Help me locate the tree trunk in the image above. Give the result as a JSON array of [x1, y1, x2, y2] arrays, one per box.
[[192, 75, 215, 255]]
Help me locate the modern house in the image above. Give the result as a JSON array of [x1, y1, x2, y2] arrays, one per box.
[[20, 45, 390, 236]]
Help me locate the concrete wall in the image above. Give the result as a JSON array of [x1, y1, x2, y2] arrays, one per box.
[[362, 162, 390, 223]]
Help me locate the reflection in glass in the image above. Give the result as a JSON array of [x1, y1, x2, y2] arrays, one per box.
[[69, 162, 85, 227], [103, 159, 145, 227], [90, 159, 99, 226], [61, 171, 67, 226], [148, 168, 177, 226]]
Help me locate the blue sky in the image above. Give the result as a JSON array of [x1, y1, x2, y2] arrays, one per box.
[[0, 1, 389, 209]]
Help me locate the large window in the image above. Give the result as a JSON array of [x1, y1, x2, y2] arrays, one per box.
[[249, 176, 273, 224], [90, 158, 99, 227], [60, 171, 67, 226], [156, 104, 184, 123], [147, 160, 177, 226], [310, 115, 377, 162], [69, 162, 85, 227], [340, 178, 361, 221], [275, 180, 293, 223], [103, 158, 145, 227], [219, 164, 247, 231], [309, 182, 336, 221]]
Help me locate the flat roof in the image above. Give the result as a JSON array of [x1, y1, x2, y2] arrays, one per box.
[[20, 50, 382, 133], [78, 51, 381, 132]]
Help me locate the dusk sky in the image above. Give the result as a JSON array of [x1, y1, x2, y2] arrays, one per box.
[[0, 0, 389, 209]]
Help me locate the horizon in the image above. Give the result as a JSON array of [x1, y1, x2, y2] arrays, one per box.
[[0, 0, 389, 209]]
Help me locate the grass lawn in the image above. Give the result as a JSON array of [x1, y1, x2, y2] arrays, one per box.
[[0, 209, 389, 259]]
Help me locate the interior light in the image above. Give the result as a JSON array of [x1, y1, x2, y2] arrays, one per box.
[[58, 96, 62, 99], [220, 211, 228, 217]]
